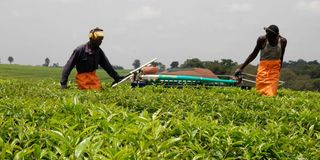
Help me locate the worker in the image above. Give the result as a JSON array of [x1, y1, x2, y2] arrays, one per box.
[[60, 27, 124, 90], [235, 25, 287, 96]]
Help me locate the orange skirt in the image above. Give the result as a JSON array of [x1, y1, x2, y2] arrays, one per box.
[[256, 60, 281, 96], [76, 71, 101, 90]]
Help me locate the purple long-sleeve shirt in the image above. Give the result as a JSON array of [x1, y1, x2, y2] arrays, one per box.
[[60, 43, 120, 85]]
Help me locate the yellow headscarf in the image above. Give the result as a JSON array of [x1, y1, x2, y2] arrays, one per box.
[[88, 31, 104, 39]]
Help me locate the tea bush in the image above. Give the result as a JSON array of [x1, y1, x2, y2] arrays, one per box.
[[0, 77, 319, 159]]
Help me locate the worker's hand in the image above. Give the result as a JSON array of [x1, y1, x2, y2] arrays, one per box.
[[112, 75, 126, 86], [234, 69, 243, 84], [116, 75, 126, 82], [111, 81, 117, 86], [60, 84, 68, 89], [234, 68, 243, 78]]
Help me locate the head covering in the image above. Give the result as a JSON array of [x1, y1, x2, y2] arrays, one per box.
[[88, 27, 104, 40], [264, 25, 279, 35]]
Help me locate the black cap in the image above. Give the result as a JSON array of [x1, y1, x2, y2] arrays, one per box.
[[89, 27, 103, 33], [264, 25, 279, 35]]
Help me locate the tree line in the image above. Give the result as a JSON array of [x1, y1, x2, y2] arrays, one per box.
[[2, 56, 122, 69], [2, 56, 319, 91], [132, 58, 320, 91], [2, 57, 60, 67]]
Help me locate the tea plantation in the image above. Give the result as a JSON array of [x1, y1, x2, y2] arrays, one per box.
[[0, 64, 319, 159]]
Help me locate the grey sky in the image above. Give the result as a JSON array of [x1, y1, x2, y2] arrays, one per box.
[[0, 0, 319, 69]]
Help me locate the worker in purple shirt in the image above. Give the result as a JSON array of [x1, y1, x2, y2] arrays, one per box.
[[60, 27, 124, 90]]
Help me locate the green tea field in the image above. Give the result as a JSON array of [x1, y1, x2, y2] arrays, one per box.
[[0, 64, 319, 159]]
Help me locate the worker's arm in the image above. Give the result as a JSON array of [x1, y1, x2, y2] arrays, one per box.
[[98, 50, 122, 81], [280, 37, 287, 68], [60, 50, 79, 88], [235, 36, 264, 76], [239, 36, 265, 70]]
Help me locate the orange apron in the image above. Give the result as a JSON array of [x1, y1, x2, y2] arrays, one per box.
[[256, 60, 281, 96], [76, 71, 101, 90]]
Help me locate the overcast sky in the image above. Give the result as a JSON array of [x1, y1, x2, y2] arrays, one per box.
[[0, 0, 319, 69]]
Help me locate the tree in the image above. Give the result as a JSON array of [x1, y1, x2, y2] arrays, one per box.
[[43, 57, 50, 67], [281, 68, 314, 90], [180, 58, 204, 68], [307, 60, 319, 65], [204, 60, 224, 74], [170, 61, 179, 69], [52, 63, 60, 67], [112, 65, 124, 70], [132, 59, 140, 69], [8, 56, 14, 64], [313, 78, 320, 91], [282, 59, 320, 79], [202, 59, 238, 75], [151, 61, 166, 71], [219, 59, 238, 74]]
